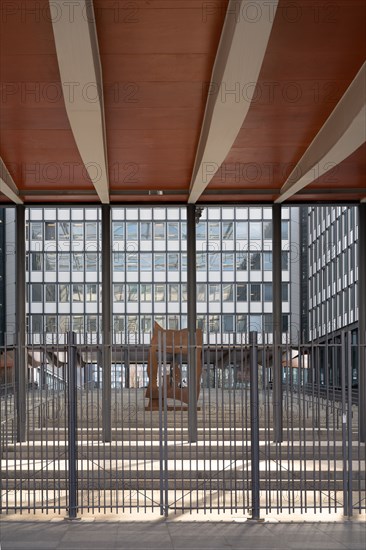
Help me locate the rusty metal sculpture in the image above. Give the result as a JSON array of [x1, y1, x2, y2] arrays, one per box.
[[145, 322, 203, 410]]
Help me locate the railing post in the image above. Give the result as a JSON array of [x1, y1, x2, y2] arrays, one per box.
[[250, 331, 260, 520], [67, 331, 78, 520], [187, 204, 197, 443]]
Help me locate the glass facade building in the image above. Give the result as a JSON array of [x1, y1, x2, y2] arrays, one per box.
[[22, 205, 298, 345], [306, 206, 358, 341]]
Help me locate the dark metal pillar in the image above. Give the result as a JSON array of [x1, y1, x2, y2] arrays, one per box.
[[67, 331, 78, 519], [15, 204, 26, 442], [249, 331, 260, 520], [187, 204, 197, 443], [272, 204, 283, 442], [358, 204, 366, 442], [101, 205, 111, 442]]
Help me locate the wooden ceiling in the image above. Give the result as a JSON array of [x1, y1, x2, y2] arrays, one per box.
[[0, 0, 365, 205]]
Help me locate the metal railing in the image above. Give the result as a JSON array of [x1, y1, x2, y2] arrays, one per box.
[[0, 332, 365, 519]]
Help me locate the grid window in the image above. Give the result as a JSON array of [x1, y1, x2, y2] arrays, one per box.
[[263, 283, 272, 302], [127, 284, 138, 301], [154, 253, 165, 271], [222, 222, 233, 239], [140, 222, 152, 240], [45, 222, 56, 240], [113, 284, 124, 302], [140, 253, 152, 271], [196, 223, 206, 240], [86, 222, 97, 241], [45, 253, 56, 271], [113, 222, 124, 240], [72, 223, 83, 241], [237, 314, 247, 332], [141, 284, 152, 302], [59, 254, 70, 272], [236, 222, 248, 239], [59, 284, 70, 303], [72, 253, 84, 271], [223, 284, 233, 302], [250, 284, 261, 301], [127, 222, 138, 240], [237, 284, 247, 301], [209, 284, 220, 301], [155, 285, 166, 302], [209, 315, 220, 332], [86, 284, 98, 302], [127, 253, 138, 271], [223, 315, 234, 332], [31, 284, 42, 302], [113, 253, 125, 271], [222, 253, 234, 271], [31, 253, 42, 271], [236, 253, 247, 271], [208, 222, 220, 240], [154, 222, 165, 240], [30, 222, 42, 240], [168, 222, 179, 240], [250, 222, 262, 240], [263, 221, 272, 239], [263, 252, 272, 271], [197, 284, 207, 302], [59, 222, 70, 240], [72, 284, 84, 302], [250, 252, 261, 271], [168, 284, 179, 302], [46, 284, 56, 302]]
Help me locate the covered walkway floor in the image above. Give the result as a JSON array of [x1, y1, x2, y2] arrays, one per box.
[[1, 517, 365, 550]]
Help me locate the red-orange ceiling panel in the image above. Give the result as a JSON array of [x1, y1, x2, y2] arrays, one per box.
[[306, 144, 366, 191], [0, 0, 95, 197], [95, 0, 228, 195], [207, 0, 366, 198]]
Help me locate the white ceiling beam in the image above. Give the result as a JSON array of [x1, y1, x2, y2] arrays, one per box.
[[188, 0, 278, 204], [0, 158, 23, 204], [276, 63, 366, 203], [50, 0, 109, 203]]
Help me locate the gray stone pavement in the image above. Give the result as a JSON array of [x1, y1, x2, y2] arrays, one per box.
[[0, 518, 365, 550]]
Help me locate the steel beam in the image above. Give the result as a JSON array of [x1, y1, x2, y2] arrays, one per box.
[[101, 205, 112, 442], [272, 204, 283, 442], [358, 204, 366, 442], [187, 205, 197, 443], [15, 204, 26, 442]]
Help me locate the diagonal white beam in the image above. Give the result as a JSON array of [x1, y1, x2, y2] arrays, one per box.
[[188, 0, 278, 204], [50, 0, 109, 203], [276, 63, 366, 203], [0, 158, 23, 204]]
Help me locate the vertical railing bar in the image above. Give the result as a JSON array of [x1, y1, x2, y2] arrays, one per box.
[[324, 338, 331, 513], [157, 331, 164, 516], [341, 332, 348, 517], [347, 331, 353, 517], [163, 333, 168, 518], [66, 331, 78, 520], [249, 331, 260, 520], [221, 344, 225, 513], [317, 342, 322, 513]]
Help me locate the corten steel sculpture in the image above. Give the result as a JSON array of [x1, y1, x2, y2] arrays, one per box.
[[145, 322, 203, 410]]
